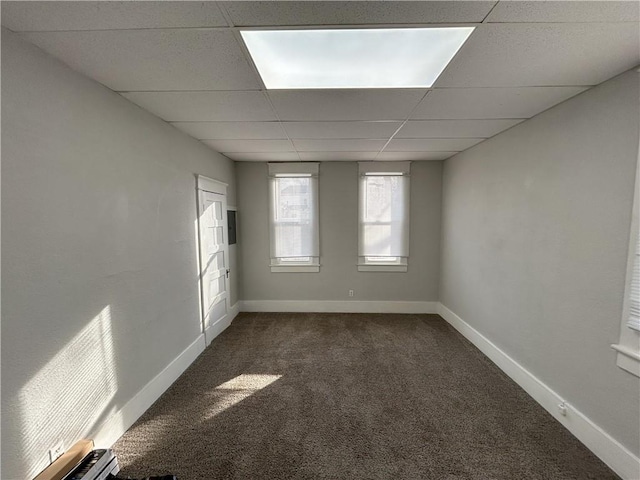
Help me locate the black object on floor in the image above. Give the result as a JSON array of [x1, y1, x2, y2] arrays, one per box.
[[109, 475, 177, 480]]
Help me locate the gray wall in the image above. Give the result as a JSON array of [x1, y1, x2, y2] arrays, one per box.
[[237, 161, 441, 302], [440, 69, 640, 454], [1, 29, 237, 480]]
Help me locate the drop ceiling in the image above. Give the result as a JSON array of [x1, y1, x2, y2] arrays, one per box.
[[2, 1, 639, 162]]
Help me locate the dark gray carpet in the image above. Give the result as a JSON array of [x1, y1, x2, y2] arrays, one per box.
[[113, 313, 619, 479]]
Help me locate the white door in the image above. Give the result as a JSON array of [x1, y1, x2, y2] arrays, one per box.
[[197, 178, 230, 345]]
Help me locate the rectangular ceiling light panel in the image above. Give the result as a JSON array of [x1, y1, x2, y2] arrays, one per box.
[[241, 27, 474, 89]]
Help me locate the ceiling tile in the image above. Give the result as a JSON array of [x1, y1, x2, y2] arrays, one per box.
[[172, 121, 286, 140], [386, 138, 483, 151], [1, 1, 228, 31], [269, 90, 426, 121], [202, 139, 293, 153], [397, 119, 524, 138], [435, 23, 640, 87], [283, 121, 401, 139], [298, 152, 379, 161], [21, 28, 260, 91], [377, 151, 457, 161], [222, 1, 495, 26], [222, 152, 300, 161], [412, 87, 588, 120], [121, 91, 276, 122], [293, 139, 387, 152], [486, 1, 639, 23]]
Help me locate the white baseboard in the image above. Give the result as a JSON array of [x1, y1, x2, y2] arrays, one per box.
[[230, 301, 240, 320], [437, 303, 640, 480], [87, 300, 636, 478], [92, 302, 241, 449], [204, 302, 241, 346], [240, 300, 438, 314], [204, 319, 227, 346], [92, 332, 206, 448]]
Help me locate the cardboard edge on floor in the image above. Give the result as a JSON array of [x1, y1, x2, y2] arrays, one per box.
[[33, 439, 94, 480]]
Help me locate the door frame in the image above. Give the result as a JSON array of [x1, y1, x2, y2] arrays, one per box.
[[196, 175, 231, 346]]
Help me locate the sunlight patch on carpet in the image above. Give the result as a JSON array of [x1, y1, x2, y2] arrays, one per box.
[[204, 374, 282, 419]]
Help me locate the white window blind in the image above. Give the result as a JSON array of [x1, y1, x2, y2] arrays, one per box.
[[628, 232, 640, 331], [358, 162, 410, 271], [268, 163, 319, 272]]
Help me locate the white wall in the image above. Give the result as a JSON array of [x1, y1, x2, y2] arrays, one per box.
[[1, 29, 237, 480], [236, 161, 442, 305], [440, 68, 640, 456]]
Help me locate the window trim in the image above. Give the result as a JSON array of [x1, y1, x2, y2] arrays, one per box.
[[357, 259, 408, 272], [270, 256, 320, 273], [270, 264, 321, 273], [268, 163, 320, 273], [357, 162, 410, 273], [611, 143, 640, 377]]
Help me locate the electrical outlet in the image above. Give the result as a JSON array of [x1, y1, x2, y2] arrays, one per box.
[[49, 441, 64, 463], [348, 289, 354, 297]]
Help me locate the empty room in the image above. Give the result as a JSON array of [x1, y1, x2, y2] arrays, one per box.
[[2, 1, 639, 479]]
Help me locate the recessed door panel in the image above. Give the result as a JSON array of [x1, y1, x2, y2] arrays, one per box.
[[198, 188, 229, 340]]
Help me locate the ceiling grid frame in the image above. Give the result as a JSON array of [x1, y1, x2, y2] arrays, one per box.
[[3, 0, 638, 162], [217, 0, 302, 161], [374, 90, 431, 160]]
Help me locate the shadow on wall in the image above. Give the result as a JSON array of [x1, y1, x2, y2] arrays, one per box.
[[5, 186, 211, 480], [6, 306, 118, 480], [3, 181, 225, 480], [2, 171, 216, 480]]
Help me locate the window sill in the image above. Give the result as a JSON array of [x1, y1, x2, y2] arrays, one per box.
[[357, 263, 408, 272], [611, 344, 640, 377], [270, 264, 320, 273]]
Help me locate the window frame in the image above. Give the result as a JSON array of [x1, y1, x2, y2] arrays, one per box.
[[611, 148, 640, 377], [357, 162, 410, 273], [268, 163, 320, 273]]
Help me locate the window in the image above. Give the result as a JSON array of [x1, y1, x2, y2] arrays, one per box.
[[628, 234, 640, 332], [358, 162, 410, 272], [268, 163, 320, 273], [612, 153, 640, 377]]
